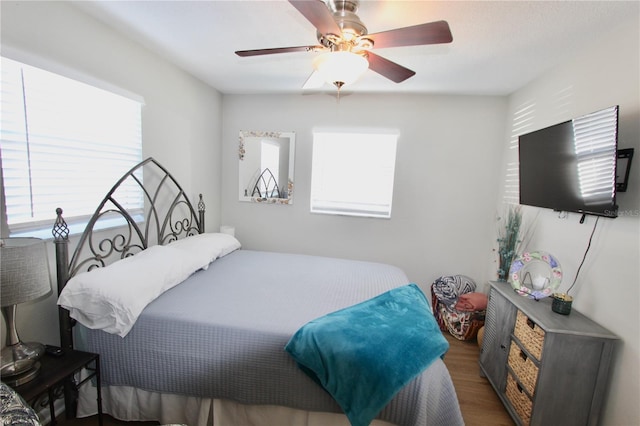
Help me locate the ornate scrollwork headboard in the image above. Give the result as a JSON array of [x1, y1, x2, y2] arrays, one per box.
[[52, 157, 205, 349]]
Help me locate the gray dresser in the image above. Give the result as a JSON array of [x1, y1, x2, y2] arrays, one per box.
[[479, 281, 618, 426]]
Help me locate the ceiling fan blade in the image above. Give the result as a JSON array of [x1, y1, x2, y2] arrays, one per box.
[[366, 20, 453, 49], [366, 51, 416, 83], [289, 0, 341, 35], [235, 45, 324, 57], [302, 71, 326, 89]]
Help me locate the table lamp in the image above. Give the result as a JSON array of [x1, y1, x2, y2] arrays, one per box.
[[1, 237, 52, 386]]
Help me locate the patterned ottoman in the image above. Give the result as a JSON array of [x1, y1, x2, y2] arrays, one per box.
[[431, 275, 487, 341]]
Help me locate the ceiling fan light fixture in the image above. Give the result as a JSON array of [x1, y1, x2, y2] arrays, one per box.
[[312, 51, 369, 88]]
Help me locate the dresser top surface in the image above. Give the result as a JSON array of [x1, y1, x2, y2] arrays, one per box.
[[490, 281, 618, 340]]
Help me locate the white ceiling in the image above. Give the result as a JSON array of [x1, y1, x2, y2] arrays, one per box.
[[72, 0, 638, 96]]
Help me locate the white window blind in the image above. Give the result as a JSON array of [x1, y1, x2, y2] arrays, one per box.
[[503, 100, 536, 204], [0, 57, 143, 236], [573, 105, 618, 204], [310, 131, 398, 218]]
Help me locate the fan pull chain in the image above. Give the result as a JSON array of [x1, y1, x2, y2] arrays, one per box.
[[334, 81, 344, 103]]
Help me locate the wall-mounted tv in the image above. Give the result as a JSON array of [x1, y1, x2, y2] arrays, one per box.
[[518, 105, 619, 218]]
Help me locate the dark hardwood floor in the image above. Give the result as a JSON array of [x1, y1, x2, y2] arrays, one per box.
[[57, 334, 513, 426]]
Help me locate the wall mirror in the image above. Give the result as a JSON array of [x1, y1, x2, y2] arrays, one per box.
[[238, 131, 295, 204]]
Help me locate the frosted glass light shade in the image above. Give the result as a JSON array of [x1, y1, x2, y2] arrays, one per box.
[[313, 51, 369, 87]]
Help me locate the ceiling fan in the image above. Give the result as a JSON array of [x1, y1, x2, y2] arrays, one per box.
[[235, 0, 453, 90]]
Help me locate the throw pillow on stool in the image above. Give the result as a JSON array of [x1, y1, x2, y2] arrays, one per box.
[[431, 275, 487, 341]]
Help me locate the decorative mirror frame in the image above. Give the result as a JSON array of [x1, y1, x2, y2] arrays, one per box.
[[238, 131, 295, 204]]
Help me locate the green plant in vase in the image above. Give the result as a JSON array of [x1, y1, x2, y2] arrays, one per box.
[[496, 204, 522, 281]]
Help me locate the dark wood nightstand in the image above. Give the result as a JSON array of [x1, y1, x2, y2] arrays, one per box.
[[10, 349, 103, 426]]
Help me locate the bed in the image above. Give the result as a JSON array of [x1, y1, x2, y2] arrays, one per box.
[[52, 158, 463, 426]]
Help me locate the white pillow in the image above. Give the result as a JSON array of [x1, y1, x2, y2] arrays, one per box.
[[58, 244, 199, 337], [168, 232, 241, 269]]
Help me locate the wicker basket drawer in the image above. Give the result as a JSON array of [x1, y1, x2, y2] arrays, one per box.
[[508, 340, 539, 396], [506, 371, 532, 425], [514, 310, 545, 360]]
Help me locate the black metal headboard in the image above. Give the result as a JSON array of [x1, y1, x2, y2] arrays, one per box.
[[52, 157, 205, 349]]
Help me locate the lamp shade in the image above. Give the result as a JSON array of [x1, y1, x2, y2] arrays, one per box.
[[0, 238, 51, 307], [313, 51, 369, 87]]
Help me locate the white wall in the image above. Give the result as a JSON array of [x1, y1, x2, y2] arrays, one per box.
[[221, 93, 508, 290], [1, 1, 223, 346], [498, 15, 639, 425]]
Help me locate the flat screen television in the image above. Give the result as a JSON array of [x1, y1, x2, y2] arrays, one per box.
[[518, 105, 619, 218]]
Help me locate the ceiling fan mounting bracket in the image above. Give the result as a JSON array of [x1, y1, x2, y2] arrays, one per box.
[[323, 0, 368, 41], [326, 0, 359, 14]]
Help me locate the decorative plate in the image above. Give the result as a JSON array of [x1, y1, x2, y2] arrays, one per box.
[[509, 251, 562, 300]]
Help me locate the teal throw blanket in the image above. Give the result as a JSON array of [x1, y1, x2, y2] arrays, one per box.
[[285, 284, 449, 426]]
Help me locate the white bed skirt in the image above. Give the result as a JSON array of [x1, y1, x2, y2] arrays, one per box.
[[77, 383, 395, 426]]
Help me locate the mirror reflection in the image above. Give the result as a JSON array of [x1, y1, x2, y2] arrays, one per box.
[[239, 131, 295, 204]]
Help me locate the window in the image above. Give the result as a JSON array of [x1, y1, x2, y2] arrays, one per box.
[[310, 131, 398, 218], [573, 106, 618, 204], [0, 57, 143, 237], [256, 139, 281, 197]]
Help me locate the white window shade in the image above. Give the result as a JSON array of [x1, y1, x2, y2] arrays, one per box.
[[1, 57, 143, 236], [310, 131, 398, 218], [573, 106, 618, 205]]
